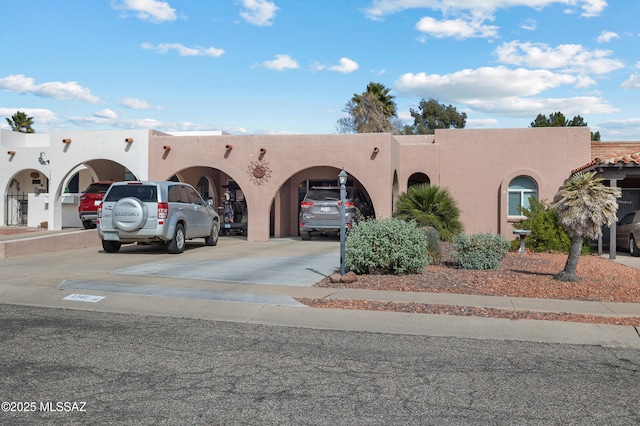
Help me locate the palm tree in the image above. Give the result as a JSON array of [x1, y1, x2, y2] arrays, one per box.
[[553, 171, 621, 281], [352, 82, 397, 118], [6, 111, 35, 133], [394, 184, 463, 241]]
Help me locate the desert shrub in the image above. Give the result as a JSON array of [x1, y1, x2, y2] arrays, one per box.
[[394, 184, 463, 241], [422, 227, 441, 264], [511, 198, 590, 254], [345, 217, 429, 275], [451, 232, 510, 270]]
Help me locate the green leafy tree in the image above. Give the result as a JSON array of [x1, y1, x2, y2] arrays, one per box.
[[405, 98, 467, 135], [530, 112, 600, 141], [6, 111, 35, 133], [553, 171, 621, 281], [393, 184, 463, 241], [337, 82, 398, 133]]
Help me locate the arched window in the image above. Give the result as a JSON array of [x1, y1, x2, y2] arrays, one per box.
[[508, 176, 537, 217]]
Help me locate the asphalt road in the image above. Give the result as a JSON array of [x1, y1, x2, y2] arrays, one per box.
[[1, 303, 639, 425]]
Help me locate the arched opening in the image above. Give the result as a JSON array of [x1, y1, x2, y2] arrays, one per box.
[[168, 166, 248, 238], [408, 172, 430, 188], [272, 166, 375, 239], [5, 169, 49, 226]]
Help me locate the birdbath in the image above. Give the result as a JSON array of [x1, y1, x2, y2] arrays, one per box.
[[513, 229, 531, 254]]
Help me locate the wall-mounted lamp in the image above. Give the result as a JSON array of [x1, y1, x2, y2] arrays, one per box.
[[163, 145, 171, 151], [62, 138, 72, 144], [7, 150, 16, 156], [373, 147, 379, 153], [225, 144, 233, 151], [125, 137, 134, 143]]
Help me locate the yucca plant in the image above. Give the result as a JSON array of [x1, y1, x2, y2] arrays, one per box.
[[394, 184, 462, 241], [553, 171, 621, 281]]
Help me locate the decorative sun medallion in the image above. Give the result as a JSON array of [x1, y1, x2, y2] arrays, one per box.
[[247, 160, 272, 185]]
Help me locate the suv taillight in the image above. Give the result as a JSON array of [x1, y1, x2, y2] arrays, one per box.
[[97, 202, 102, 218], [158, 202, 168, 220], [338, 201, 355, 208], [301, 201, 313, 207]]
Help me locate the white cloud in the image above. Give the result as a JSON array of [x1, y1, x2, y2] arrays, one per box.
[[363, 0, 607, 20], [597, 118, 640, 139], [141, 42, 224, 57], [394, 66, 615, 118], [520, 19, 537, 31], [262, 54, 299, 71], [94, 109, 118, 119], [494, 41, 624, 75], [466, 118, 499, 128], [621, 74, 640, 90], [0, 74, 100, 103], [0, 108, 58, 128], [120, 97, 162, 110], [239, 0, 278, 26], [415, 16, 498, 38], [114, 0, 178, 23], [597, 30, 619, 43], [328, 58, 359, 73]]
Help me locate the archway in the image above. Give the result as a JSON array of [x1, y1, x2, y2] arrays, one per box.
[[272, 166, 375, 239], [408, 172, 430, 188], [5, 169, 49, 226]]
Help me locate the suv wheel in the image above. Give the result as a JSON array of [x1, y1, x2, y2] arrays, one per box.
[[168, 223, 186, 254], [102, 240, 121, 253], [82, 220, 95, 230], [205, 222, 219, 246], [300, 231, 311, 240], [631, 236, 640, 257]]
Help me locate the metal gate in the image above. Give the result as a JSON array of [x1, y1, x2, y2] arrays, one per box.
[[5, 193, 28, 226]]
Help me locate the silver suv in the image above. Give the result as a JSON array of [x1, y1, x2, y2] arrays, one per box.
[[97, 181, 220, 254]]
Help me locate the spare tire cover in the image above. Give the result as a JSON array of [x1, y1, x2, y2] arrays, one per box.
[[112, 197, 146, 232]]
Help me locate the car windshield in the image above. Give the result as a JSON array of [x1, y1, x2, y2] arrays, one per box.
[[306, 188, 340, 201], [105, 185, 157, 202]]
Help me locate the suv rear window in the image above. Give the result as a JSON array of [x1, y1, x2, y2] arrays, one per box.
[[306, 188, 340, 201], [104, 185, 158, 202], [83, 183, 112, 194]]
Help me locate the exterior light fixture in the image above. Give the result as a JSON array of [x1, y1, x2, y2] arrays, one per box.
[[62, 138, 72, 144], [338, 168, 348, 275]]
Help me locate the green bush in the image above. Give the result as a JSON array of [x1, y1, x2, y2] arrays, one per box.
[[394, 184, 463, 241], [345, 218, 430, 275], [511, 198, 590, 254], [451, 233, 510, 270]]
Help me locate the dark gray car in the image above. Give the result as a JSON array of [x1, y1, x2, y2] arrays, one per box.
[[298, 186, 372, 240], [97, 181, 219, 254], [616, 210, 640, 257]]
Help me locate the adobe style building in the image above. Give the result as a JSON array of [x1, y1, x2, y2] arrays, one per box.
[[3, 126, 637, 244]]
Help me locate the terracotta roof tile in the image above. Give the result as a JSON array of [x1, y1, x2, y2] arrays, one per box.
[[571, 142, 640, 174]]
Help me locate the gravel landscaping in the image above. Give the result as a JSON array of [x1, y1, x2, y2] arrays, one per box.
[[300, 244, 640, 326]]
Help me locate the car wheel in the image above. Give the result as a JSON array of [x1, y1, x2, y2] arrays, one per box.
[[205, 222, 219, 246], [300, 231, 311, 241], [82, 220, 94, 230], [102, 240, 121, 253], [168, 223, 185, 254], [630, 236, 640, 257]]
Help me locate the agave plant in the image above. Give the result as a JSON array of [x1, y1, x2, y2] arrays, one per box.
[[553, 171, 621, 281], [394, 184, 462, 241]]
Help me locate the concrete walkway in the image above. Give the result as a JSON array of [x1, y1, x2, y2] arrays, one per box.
[[1, 227, 640, 348]]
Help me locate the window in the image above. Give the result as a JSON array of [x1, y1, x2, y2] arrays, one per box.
[[508, 176, 537, 217]]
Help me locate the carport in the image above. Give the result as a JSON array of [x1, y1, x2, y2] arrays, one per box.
[[572, 146, 640, 259]]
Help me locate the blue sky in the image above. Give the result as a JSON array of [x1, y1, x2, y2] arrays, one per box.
[[1, 0, 639, 140]]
